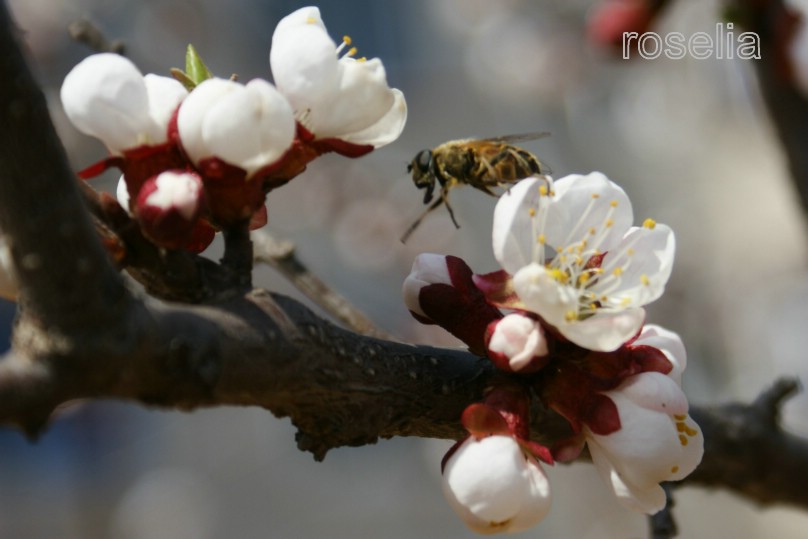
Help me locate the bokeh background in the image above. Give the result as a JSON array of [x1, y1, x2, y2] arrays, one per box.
[[2, 0, 808, 537]]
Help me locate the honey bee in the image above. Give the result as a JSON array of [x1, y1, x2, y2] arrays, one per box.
[[401, 133, 549, 243]]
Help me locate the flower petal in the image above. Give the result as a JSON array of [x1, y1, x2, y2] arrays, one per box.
[[143, 74, 188, 143], [493, 176, 551, 274], [199, 79, 295, 175], [442, 436, 551, 533], [558, 307, 645, 352], [402, 253, 451, 317], [618, 372, 689, 415], [633, 324, 687, 384], [512, 262, 578, 327], [599, 223, 675, 308], [337, 88, 407, 147], [546, 172, 633, 252], [61, 53, 153, 153], [487, 313, 548, 371]]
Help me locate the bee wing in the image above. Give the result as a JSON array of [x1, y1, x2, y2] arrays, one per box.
[[482, 132, 551, 144]]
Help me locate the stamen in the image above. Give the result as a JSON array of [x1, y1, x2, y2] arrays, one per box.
[[643, 218, 657, 229]]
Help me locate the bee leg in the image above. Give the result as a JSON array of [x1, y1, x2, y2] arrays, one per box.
[[441, 190, 461, 229], [400, 196, 446, 244]]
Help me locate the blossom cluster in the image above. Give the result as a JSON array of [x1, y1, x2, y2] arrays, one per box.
[[404, 172, 703, 533], [60, 6, 406, 253]]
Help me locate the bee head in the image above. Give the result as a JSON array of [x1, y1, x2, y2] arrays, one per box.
[[409, 149, 436, 203]]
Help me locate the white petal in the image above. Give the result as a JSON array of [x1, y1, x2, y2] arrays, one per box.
[[272, 6, 325, 35], [493, 176, 550, 274], [402, 253, 451, 317], [442, 436, 550, 533], [634, 324, 687, 384], [143, 74, 188, 144], [668, 414, 704, 481], [599, 224, 675, 308], [177, 78, 240, 165], [144, 171, 203, 220], [545, 172, 633, 252], [512, 263, 578, 327], [199, 79, 295, 174], [589, 450, 668, 514], [271, 22, 340, 108], [558, 307, 646, 352], [61, 53, 152, 153], [309, 58, 396, 137], [338, 88, 407, 147], [618, 372, 689, 415]]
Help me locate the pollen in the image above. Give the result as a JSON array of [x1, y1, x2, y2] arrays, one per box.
[[678, 434, 689, 446], [643, 218, 657, 229], [613, 267, 623, 277], [539, 184, 549, 196], [610, 200, 618, 207], [605, 218, 614, 228], [565, 310, 578, 322], [347, 46, 358, 57], [528, 207, 536, 217], [641, 274, 650, 286], [537, 233, 546, 245], [342, 35, 352, 45]]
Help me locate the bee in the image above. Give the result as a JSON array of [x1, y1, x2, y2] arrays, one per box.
[[401, 133, 549, 243]]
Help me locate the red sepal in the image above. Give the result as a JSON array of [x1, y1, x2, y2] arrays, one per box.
[[461, 403, 511, 439]]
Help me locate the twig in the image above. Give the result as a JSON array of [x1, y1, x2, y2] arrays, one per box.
[[68, 18, 125, 54], [252, 229, 396, 340]]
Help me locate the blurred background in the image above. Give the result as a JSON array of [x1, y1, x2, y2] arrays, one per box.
[[2, 0, 808, 536]]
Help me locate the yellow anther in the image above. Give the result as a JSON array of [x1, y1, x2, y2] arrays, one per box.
[[528, 208, 536, 217], [613, 267, 623, 277], [589, 227, 596, 235], [346, 46, 358, 56], [621, 297, 631, 306], [537, 233, 546, 245], [641, 274, 650, 286], [565, 310, 578, 322], [548, 268, 569, 283], [671, 465, 679, 474], [626, 248, 635, 256], [643, 218, 657, 229], [578, 272, 590, 285], [683, 424, 698, 437], [678, 434, 689, 446], [342, 35, 352, 45], [539, 184, 549, 196], [592, 193, 600, 199], [605, 219, 614, 228], [306, 16, 317, 24], [357, 57, 367, 62], [610, 200, 618, 207], [676, 422, 688, 433], [674, 414, 687, 421]]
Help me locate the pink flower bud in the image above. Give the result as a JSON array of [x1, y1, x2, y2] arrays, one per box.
[[486, 313, 549, 372], [135, 170, 206, 250]]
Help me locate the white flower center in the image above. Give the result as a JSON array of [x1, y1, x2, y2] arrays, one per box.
[[527, 183, 655, 321]]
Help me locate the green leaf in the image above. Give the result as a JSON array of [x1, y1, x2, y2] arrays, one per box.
[[184, 44, 213, 86]]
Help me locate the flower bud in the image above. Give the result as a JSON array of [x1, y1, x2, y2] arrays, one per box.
[[486, 313, 549, 372], [442, 435, 551, 534], [177, 78, 295, 177], [61, 53, 187, 153], [135, 170, 206, 250]]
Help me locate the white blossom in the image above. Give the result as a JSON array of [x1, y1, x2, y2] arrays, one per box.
[[492, 172, 675, 352], [270, 6, 407, 147], [442, 435, 551, 534], [585, 325, 703, 513], [61, 53, 187, 154], [176, 77, 295, 176]]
